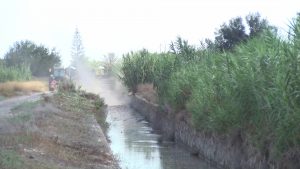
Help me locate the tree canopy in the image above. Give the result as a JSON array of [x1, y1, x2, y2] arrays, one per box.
[[215, 17, 248, 51], [246, 13, 269, 38], [214, 13, 273, 51], [4, 40, 61, 77]]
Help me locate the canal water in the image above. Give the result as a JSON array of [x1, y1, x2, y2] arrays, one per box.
[[78, 75, 218, 169]]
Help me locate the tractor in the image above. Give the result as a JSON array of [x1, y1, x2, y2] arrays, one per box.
[[48, 67, 67, 91]]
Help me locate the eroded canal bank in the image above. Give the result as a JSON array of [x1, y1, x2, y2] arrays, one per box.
[[130, 95, 275, 169], [107, 105, 217, 169]]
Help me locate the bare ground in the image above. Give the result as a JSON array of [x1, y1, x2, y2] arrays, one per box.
[[0, 93, 119, 169]]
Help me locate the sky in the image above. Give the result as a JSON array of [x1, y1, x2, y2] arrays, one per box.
[[0, 0, 299, 66]]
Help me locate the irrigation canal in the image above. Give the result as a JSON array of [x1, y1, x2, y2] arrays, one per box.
[[79, 76, 218, 169]]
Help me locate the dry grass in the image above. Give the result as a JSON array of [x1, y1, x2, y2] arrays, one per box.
[[0, 81, 48, 96]]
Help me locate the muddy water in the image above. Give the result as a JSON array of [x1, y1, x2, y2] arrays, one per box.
[[78, 76, 217, 169]]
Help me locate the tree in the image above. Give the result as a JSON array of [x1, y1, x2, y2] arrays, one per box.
[[215, 17, 248, 51], [4, 40, 61, 76], [200, 38, 217, 51], [71, 28, 85, 68], [246, 13, 269, 38]]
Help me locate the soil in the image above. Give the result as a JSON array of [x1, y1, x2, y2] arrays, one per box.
[[0, 93, 119, 169], [136, 83, 158, 104]]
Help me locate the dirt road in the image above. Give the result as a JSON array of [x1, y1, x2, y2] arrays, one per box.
[[0, 92, 46, 116]]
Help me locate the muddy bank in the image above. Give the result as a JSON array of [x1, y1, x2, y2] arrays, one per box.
[[130, 95, 273, 169], [0, 92, 118, 169]]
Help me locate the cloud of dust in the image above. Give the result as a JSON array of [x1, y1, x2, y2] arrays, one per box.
[[74, 62, 129, 106]]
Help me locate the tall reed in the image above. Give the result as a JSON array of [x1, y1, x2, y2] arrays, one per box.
[[0, 64, 31, 82], [121, 16, 300, 158]]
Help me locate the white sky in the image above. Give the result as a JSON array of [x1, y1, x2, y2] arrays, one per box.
[[0, 0, 299, 66]]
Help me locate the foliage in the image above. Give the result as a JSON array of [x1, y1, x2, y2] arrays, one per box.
[[121, 40, 194, 94], [4, 40, 60, 77], [170, 37, 196, 63], [246, 12, 270, 38], [183, 30, 300, 156], [0, 63, 31, 82], [214, 17, 248, 51], [151, 53, 176, 98], [163, 64, 202, 110], [57, 79, 105, 111], [121, 13, 300, 159], [121, 49, 156, 93], [213, 13, 273, 51]]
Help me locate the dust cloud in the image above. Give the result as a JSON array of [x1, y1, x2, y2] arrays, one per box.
[[74, 62, 129, 106]]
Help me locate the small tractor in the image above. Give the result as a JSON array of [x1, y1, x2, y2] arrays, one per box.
[[49, 66, 77, 91], [48, 67, 67, 91]]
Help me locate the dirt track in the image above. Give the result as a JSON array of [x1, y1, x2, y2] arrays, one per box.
[[0, 92, 46, 116]]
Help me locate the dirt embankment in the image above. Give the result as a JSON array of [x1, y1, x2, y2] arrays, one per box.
[[0, 92, 119, 169], [130, 94, 299, 169]]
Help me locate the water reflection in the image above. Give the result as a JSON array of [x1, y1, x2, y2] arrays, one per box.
[[107, 106, 218, 169]]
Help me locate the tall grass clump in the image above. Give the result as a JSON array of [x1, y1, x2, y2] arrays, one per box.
[[121, 49, 158, 93], [151, 53, 176, 97], [0, 64, 31, 82]]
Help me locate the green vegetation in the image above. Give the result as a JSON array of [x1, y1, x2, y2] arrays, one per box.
[[8, 101, 38, 124], [1, 40, 60, 83], [58, 80, 105, 112], [0, 149, 24, 169], [56, 80, 107, 129], [0, 63, 31, 82], [4, 40, 60, 77], [121, 13, 300, 161], [214, 12, 273, 51]]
